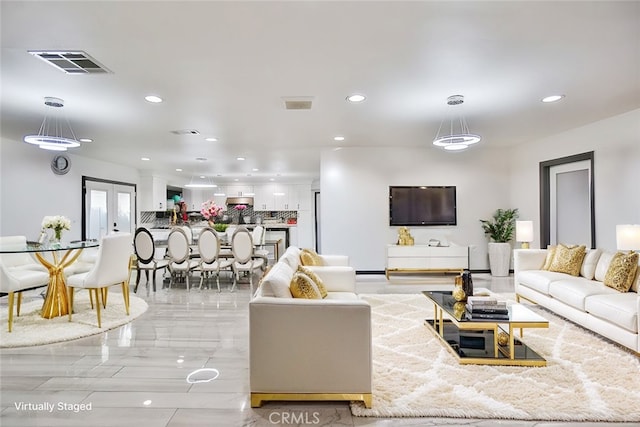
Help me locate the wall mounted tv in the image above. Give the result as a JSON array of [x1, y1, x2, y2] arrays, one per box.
[[389, 186, 457, 226]]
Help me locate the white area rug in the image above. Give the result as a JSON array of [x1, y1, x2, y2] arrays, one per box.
[[350, 293, 640, 421], [0, 292, 148, 348]]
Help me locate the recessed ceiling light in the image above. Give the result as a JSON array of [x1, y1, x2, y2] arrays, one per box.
[[334, 136, 345, 141], [79, 138, 93, 143], [175, 168, 183, 172], [200, 175, 205, 179], [141, 157, 150, 161], [541, 95, 565, 103], [234, 178, 239, 181], [205, 137, 218, 142], [252, 168, 259, 172], [237, 157, 245, 161], [145, 95, 163, 103], [269, 178, 275, 181], [346, 94, 366, 103]]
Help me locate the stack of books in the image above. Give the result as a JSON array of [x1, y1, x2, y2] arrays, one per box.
[[465, 296, 509, 321]]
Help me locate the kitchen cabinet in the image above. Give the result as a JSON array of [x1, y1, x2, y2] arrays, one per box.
[[226, 185, 254, 197], [140, 176, 167, 211], [295, 210, 313, 248], [255, 183, 310, 211]]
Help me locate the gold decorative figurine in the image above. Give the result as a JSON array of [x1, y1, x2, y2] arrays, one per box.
[[397, 226, 414, 246], [452, 276, 466, 302]]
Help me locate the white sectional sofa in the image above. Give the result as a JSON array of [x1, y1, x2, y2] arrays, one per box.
[[249, 246, 372, 408], [514, 248, 639, 354]]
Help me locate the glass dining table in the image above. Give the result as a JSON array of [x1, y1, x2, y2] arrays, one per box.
[[0, 240, 99, 318]]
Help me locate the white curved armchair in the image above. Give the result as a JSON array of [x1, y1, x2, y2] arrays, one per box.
[[1, 235, 50, 332], [66, 233, 133, 328]]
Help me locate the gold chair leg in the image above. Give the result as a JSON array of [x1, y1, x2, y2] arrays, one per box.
[[121, 281, 130, 315], [89, 289, 94, 309], [67, 286, 75, 322], [94, 289, 102, 328], [102, 288, 108, 308], [16, 292, 23, 317], [7, 292, 15, 332]]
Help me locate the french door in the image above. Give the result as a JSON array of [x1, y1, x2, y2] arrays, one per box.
[[83, 177, 136, 240]]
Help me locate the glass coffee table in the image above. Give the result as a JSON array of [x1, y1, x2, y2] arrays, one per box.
[[423, 290, 548, 366]]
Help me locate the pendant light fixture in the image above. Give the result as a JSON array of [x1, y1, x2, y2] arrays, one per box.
[[433, 95, 481, 151], [23, 97, 81, 151]]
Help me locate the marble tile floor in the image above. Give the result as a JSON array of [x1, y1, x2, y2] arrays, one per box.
[[0, 273, 636, 427]]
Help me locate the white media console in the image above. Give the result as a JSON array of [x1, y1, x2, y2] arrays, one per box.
[[385, 244, 469, 278]]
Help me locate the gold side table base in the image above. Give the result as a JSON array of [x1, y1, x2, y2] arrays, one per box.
[[251, 392, 372, 408]]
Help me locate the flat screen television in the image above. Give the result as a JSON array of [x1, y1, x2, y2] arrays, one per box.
[[389, 186, 457, 226]]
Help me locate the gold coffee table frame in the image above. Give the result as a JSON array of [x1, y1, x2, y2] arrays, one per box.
[[423, 290, 549, 367]]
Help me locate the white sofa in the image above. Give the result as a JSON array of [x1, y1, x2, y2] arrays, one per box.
[[514, 248, 639, 354], [249, 246, 372, 408]]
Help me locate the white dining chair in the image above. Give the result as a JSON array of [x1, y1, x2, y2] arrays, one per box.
[[167, 227, 198, 291], [231, 226, 264, 294], [197, 227, 233, 292], [133, 227, 168, 292], [0, 238, 50, 332], [66, 232, 133, 328], [251, 225, 269, 268]]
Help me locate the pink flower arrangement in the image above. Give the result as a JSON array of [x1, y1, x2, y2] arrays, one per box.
[[200, 200, 223, 221], [234, 204, 248, 211]]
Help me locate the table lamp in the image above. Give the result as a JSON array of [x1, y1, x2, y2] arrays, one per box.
[[616, 224, 640, 252], [516, 220, 534, 249]]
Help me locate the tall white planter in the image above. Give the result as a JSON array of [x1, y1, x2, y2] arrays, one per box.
[[488, 242, 511, 276]]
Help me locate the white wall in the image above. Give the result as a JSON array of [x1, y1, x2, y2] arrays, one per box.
[[509, 108, 640, 252], [320, 109, 639, 271], [320, 146, 512, 270], [0, 138, 140, 241]]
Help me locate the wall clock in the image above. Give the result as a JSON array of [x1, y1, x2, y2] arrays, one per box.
[[51, 154, 71, 175]]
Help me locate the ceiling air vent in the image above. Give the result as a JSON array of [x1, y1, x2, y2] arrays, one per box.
[[282, 96, 314, 110], [28, 50, 111, 74], [170, 129, 200, 135]]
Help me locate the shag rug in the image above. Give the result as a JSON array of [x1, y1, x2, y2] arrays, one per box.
[[0, 292, 148, 348], [350, 293, 640, 422]]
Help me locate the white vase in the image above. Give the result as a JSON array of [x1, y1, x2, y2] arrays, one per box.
[[488, 242, 511, 276]]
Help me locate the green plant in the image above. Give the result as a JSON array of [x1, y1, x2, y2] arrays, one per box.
[[480, 208, 519, 242], [213, 223, 228, 233]]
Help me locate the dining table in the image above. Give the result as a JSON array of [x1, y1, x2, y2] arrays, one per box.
[[0, 240, 99, 318]]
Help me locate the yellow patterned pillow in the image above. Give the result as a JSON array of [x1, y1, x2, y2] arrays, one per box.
[[548, 244, 586, 276], [300, 248, 324, 266], [604, 252, 639, 292], [290, 272, 322, 299], [541, 246, 557, 270], [298, 265, 327, 298]]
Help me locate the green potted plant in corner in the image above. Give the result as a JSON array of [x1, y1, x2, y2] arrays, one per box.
[[480, 208, 519, 276]]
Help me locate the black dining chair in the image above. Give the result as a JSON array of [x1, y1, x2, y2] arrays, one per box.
[[133, 227, 169, 292]]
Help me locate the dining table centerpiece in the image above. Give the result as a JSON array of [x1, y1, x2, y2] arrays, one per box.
[[41, 215, 71, 245], [201, 199, 223, 227]]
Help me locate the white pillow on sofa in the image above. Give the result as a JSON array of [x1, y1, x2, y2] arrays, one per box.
[[580, 249, 602, 280], [260, 262, 294, 298], [594, 252, 615, 282]]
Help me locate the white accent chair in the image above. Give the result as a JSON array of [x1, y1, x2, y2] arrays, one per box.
[[231, 227, 264, 293], [0, 236, 50, 332], [133, 227, 168, 292], [196, 227, 233, 291], [66, 232, 133, 328], [167, 227, 198, 291]]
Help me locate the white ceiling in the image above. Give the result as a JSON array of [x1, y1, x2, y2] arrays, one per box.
[[2, 1, 639, 186]]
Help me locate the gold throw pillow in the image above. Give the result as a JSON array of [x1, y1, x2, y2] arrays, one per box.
[[604, 251, 639, 292], [549, 244, 586, 276], [541, 246, 557, 270], [300, 248, 324, 266], [298, 265, 328, 298], [290, 272, 322, 299]]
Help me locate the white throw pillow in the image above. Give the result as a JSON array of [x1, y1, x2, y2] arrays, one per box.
[[260, 262, 294, 298], [594, 252, 615, 282], [580, 249, 602, 280]]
